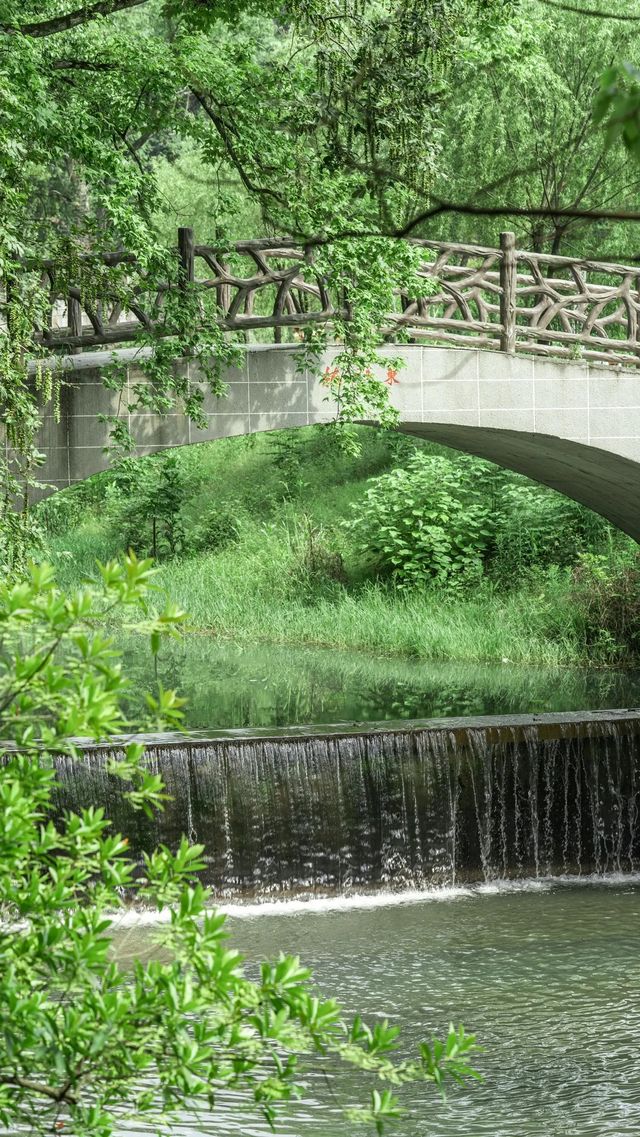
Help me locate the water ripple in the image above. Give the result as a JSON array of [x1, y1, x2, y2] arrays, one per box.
[[115, 879, 640, 1137]]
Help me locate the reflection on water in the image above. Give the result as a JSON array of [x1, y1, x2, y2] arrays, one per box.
[[119, 637, 640, 729], [115, 883, 640, 1137]]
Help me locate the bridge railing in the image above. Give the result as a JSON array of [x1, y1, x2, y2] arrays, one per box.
[[11, 228, 640, 367]]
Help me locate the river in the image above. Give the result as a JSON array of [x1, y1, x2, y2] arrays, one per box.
[[115, 881, 640, 1137], [100, 639, 640, 1133]]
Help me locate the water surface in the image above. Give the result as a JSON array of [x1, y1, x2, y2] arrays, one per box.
[[119, 637, 640, 729], [116, 882, 640, 1137]]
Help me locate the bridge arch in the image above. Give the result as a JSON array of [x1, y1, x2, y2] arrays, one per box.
[[396, 423, 640, 542], [34, 344, 640, 541]]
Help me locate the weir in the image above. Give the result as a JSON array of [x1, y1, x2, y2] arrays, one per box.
[[55, 710, 640, 899]]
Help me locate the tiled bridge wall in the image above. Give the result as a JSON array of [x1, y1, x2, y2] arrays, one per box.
[[35, 343, 640, 541]]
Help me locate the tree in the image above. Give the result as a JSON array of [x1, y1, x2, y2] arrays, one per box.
[[4, 0, 640, 565], [0, 0, 514, 562], [0, 556, 479, 1134], [0, 0, 507, 258], [423, 0, 640, 256]]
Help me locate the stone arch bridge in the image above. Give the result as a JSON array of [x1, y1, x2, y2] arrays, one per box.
[[21, 231, 640, 541], [34, 342, 640, 541]]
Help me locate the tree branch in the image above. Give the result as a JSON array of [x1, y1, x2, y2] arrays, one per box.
[[0, 1075, 78, 1105], [282, 199, 640, 254], [392, 199, 640, 238], [191, 90, 287, 208], [538, 0, 640, 19], [50, 59, 118, 71], [0, 636, 64, 719], [6, 0, 149, 38]]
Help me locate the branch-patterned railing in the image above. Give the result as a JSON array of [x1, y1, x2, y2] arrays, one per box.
[[18, 228, 640, 366]]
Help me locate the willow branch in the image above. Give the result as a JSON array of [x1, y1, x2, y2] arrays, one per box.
[[5, 0, 149, 38], [538, 0, 640, 19]]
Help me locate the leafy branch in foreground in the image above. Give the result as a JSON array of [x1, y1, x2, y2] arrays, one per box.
[[0, 556, 480, 1135]]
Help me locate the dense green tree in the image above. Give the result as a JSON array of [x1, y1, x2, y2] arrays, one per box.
[[0, 0, 511, 258], [425, 1, 640, 255], [4, 0, 640, 564], [0, 0, 516, 558]]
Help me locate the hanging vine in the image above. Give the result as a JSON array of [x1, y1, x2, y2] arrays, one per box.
[[0, 271, 55, 573], [300, 236, 437, 452]]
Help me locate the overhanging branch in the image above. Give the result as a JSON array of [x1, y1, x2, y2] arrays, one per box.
[[0, 1075, 78, 1105], [392, 199, 640, 239], [191, 90, 288, 209], [5, 0, 149, 38], [281, 199, 640, 249], [538, 0, 640, 19]]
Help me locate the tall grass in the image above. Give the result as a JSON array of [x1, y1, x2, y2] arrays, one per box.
[[146, 527, 578, 664]]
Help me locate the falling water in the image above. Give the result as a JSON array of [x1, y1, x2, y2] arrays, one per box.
[[53, 711, 640, 898]]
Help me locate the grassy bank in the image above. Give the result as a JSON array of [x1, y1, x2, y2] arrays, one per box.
[[148, 536, 578, 665], [40, 426, 637, 666]]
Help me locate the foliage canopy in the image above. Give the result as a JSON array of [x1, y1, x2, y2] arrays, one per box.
[[0, 0, 517, 561], [343, 448, 614, 590]]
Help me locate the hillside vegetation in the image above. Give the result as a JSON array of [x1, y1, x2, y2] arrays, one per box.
[[39, 427, 640, 666]]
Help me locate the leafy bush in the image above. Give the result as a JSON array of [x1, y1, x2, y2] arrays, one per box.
[[0, 559, 479, 1135], [105, 454, 193, 560], [270, 431, 309, 499], [37, 480, 105, 538], [186, 505, 240, 554], [571, 552, 640, 660], [344, 452, 496, 589], [344, 449, 621, 594]]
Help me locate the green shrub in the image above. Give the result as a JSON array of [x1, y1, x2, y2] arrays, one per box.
[[105, 454, 193, 560], [186, 506, 240, 554], [37, 479, 106, 537], [0, 560, 479, 1134], [491, 484, 613, 581], [343, 452, 495, 590], [269, 431, 309, 499], [344, 449, 620, 594]]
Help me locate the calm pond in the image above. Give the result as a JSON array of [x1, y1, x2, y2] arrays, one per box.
[[119, 636, 640, 730], [116, 881, 640, 1137]]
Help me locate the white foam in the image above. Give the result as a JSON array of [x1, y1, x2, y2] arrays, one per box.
[[218, 886, 474, 918], [108, 871, 640, 928], [540, 870, 640, 888], [476, 871, 640, 895], [476, 879, 552, 895], [110, 886, 473, 927]]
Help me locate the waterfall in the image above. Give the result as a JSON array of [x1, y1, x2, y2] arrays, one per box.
[[53, 711, 640, 899]]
